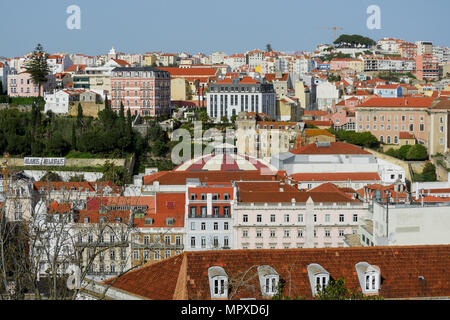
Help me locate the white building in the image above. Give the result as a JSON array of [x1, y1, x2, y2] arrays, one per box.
[[210, 52, 227, 65], [363, 200, 450, 246], [316, 81, 340, 111], [44, 89, 83, 114], [47, 55, 73, 74], [207, 76, 277, 121], [0, 61, 10, 93]]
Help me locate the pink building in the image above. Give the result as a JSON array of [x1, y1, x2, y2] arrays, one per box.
[[233, 181, 369, 249], [7, 71, 56, 97], [416, 54, 439, 81], [111, 67, 171, 116]]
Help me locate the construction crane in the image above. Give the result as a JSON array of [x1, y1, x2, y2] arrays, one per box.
[[318, 26, 343, 44], [2, 153, 9, 194]]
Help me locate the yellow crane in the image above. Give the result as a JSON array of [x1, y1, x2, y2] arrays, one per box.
[[318, 26, 343, 43], [2, 153, 9, 194]]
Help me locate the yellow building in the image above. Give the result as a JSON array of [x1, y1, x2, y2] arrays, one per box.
[[170, 78, 191, 101], [294, 81, 311, 110], [236, 112, 303, 160], [277, 95, 302, 121], [303, 129, 336, 145], [144, 54, 157, 66]]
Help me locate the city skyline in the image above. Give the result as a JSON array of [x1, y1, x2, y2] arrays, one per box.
[[1, 0, 449, 57]]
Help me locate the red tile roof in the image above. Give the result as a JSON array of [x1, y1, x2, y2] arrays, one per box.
[[399, 132, 415, 139], [358, 97, 434, 108], [143, 171, 281, 186], [158, 67, 218, 77], [291, 142, 371, 155], [304, 129, 335, 137], [103, 245, 450, 300], [304, 120, 332, 127], [265, 73, 289, 82], [133, 193, 185, 228]]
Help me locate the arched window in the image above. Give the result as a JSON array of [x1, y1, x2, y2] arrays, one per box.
[[307, 263, 330, 296]]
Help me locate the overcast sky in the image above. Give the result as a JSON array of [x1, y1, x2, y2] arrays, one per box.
[[1, 0, 449, 57]]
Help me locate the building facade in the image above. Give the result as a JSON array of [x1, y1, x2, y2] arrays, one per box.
[[111, 67, 171, 116]]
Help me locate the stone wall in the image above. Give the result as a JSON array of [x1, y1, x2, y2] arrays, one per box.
[[68, 102, 105, 118], [1, 158, 126, 168]]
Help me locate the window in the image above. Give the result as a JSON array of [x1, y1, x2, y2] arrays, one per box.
[[201, 222, 206, 230], [257, 214, 262, 222], [190, 237, 196, 248], [256, 229, 262, 238], [314, 229, 317, 237], [243, 229, 248, 237], [224, 222, 229, 230], [165, 236, 171, 245], [270, 229, 276, 238], [214, 222, 218, 230], [201, 237, 206, 248], [133, 250, 139, 260], [191, 222, 196, 230], [313, 214, 317, 223], [223, 206, 230, 217], [143, 250, 149, 260], [201, 207, 207, 217], [284, 229, 290, 238], [243, 215, 248, 223], [284, 214, 290, 223], [154, 250, 160, 260], [339, 229, 345, 237], [190, 193, 197, 200], [325, 214, 330, 223], [339, 214, 344, 222], [353, 214, 358, 222], [315, 274, 329, 293], [325, 230, 331, 237], [190, 207, 196, 217], [270, 214, 276, 222], [298, 214, 303, 223], [298, 229, 303, 237]]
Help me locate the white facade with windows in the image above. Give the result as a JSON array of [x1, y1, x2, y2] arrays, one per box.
[[207, 79, 276, 121]]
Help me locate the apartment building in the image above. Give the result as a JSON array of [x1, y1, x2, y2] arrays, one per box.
[[8, 71, 56, 97], [185, 183, 234, 251], [110, 66, 171, 116], [236, 112, 303, 159], [356, 97, 450, 155], [207, 76, 276, 121], [232, 181, 369, 250], [131, 193, 185, 266], [416, 54, 440, 81]]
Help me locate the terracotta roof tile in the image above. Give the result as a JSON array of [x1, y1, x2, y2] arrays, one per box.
[[103, 245, 450, 300]]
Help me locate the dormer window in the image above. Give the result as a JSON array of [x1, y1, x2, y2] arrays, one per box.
[[190, 193, 197, 200], [258, 265, 279, 296], [307, 263, 330, 296], [355, 262, 381, 294], [224, 193, 230, 200], [208, 266, 228, 299]]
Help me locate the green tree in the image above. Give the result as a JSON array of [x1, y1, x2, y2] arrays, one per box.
[[406, 144, 428, 161], [71, 122, 77, 150], [46, 132, 70, 156], [198, 109, 209, 123], [398, 145, 412, 160], [316, 278, 382, 300], [40, 171, 62, 182], [420, 162, 437, 181], [23, 44, 50, 97], [77, 103, 83, 128], [334, 34, 376, 47], [100, 161, 131, 187]]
